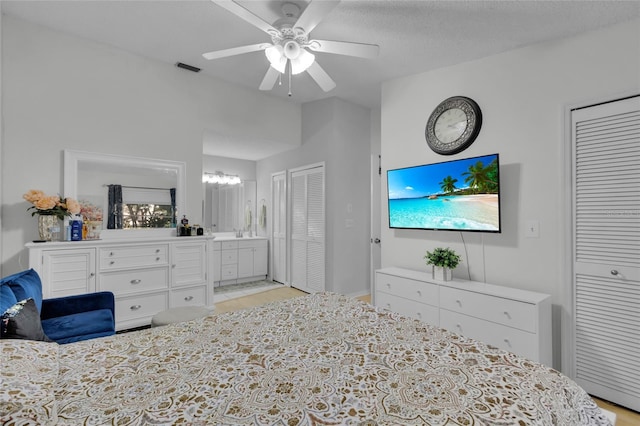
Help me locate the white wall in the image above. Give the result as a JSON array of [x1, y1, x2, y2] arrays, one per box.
[[381, 19, 640, 369], [203, 155, 256, 182], [257, 97, 372, 296], [0, 16, 300, 275]]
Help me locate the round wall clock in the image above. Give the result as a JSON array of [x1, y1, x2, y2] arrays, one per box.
[[425, 96, 482, 155]]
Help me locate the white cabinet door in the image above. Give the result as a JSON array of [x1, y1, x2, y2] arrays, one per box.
[[41, 248, 96, 298], [172, 241, 207, 288], [237, 248, 254, 278], [253, 244, 268, 276]]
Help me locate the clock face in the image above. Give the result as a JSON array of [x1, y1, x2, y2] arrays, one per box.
[[434, 108, 468, 144], [426, 97, 482, 155]]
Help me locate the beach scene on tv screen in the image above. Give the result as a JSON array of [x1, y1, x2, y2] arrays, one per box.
[[388, 154, 500, 231]]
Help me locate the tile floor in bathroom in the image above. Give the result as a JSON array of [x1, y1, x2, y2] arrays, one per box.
[[212, 280, 284, 303]]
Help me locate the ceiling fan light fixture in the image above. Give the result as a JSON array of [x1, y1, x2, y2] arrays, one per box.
[[265, 45, 286, 73], [291, 49, 315, 75], [283, 40, 301, 60]]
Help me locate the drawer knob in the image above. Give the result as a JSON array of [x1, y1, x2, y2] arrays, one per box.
[[89, 273, 95, 278], [385, 303, 391, 309], [504, 338, 512, 347], [172, 264, 176, 268], [130, 305, 142, 310], [456, 299, 462, 307], [456, 324, 462, 331], [130, 279, 141, 284], [110, 261, 115, 265], [416, 312, 422, 319], [156, 249, 160, 253], [156, 257, 160, 261], [611, 269, 619, 276], [386, 283, 391, 289], [184, 296, 194, 301], [109, 252, 114, 256], [503, 311, 512, 319], [416, 290, 422, 297]]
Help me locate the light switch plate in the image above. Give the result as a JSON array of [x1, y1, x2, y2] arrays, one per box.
[[525, 220, 540, 238]]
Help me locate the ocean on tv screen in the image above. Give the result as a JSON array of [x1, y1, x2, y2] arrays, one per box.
[[389, 193, 499, 231]]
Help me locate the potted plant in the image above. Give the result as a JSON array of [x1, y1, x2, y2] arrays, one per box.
[[424, 247, 461, 281]]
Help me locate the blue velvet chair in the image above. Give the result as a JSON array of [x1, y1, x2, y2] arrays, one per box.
[[0, 269, 115, 344]]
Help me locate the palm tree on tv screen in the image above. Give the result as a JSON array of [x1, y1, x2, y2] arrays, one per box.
[[462, 160, 498, 194], [439, 176, 458, 194]]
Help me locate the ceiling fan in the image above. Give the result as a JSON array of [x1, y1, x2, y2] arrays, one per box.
[[202, 0, 379, 95]]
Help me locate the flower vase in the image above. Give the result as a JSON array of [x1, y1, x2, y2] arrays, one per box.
[[86, 221, 103, 240], [433, 266, 452, 281], [38, 215, 60, 241]]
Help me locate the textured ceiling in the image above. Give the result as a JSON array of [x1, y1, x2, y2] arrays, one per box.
[[3, 0, 639, 159]]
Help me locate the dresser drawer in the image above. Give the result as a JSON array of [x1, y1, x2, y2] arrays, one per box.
[[220, 250, 238, 265], [170, 285, 207, 308], [221, 264, 238, 280], [376, 273, 439, 306], [100, 245, 168, 270], [100, 267, 169, 295], [376, 291, 439, 325], [221, 241, 238, 250], [439, 286, 536, 333], [115, 292, 168, 324], [440, 309, 539, 361]]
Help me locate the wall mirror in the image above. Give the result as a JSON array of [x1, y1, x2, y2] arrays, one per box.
[[203, 180, 256, 234], [64, 149, 186, 238]]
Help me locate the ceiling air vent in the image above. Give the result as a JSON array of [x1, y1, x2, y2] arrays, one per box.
[[175, 62, 201, 73]]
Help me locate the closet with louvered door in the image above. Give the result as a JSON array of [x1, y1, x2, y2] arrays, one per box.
[[290, 163, 325, 294], [571, 95, 640, 411]]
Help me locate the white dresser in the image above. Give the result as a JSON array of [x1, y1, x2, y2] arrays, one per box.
[[375, 267, 552, 366], [27, 236, 268, 330]]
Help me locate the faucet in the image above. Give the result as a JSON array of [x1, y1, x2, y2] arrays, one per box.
[[234, 228, 243, 238]]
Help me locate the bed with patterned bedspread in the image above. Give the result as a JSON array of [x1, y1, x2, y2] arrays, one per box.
[[1, 292, 610, 425]]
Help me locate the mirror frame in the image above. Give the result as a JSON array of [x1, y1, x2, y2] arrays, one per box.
[[64, 149, 186, 238]]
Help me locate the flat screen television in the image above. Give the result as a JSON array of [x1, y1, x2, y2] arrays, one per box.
[[387, 153, 501, 232]]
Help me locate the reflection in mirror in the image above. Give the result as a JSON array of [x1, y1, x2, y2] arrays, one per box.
[[64, 150, 186, 238], [203, 180, 256, 234], [106, 184, 176, 229]]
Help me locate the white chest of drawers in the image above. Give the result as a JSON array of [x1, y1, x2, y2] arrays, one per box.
[[375, 267, 552, 366], [27, 238, 208, 331]]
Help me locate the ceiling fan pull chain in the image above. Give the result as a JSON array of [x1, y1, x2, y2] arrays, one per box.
[[288, 61, 293, 97]]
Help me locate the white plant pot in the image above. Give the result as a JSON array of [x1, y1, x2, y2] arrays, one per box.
[[432, 266, 452, 281]]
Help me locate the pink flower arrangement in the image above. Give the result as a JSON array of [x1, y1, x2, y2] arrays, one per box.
[[23, 190, 81, 220], [79, 201, 103, 222]]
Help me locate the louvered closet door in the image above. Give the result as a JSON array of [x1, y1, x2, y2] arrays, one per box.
[[572, 95, 640, 411], [290, 165, 325, 293], [271, 172, 287, 285]]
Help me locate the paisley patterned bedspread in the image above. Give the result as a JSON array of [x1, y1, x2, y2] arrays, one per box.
[[2, 293, 611, 425]]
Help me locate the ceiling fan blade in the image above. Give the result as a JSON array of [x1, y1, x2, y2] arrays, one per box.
[[259, 66, 280, 91], [308, 39, 379, 58], [294, 0, 340, 34], [203, 43, 270, 60], [306, 62, 336, 92], [211, 0, 279, 36]]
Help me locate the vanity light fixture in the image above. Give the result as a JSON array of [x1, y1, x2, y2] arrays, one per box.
[[203, 172, 242, 185]]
